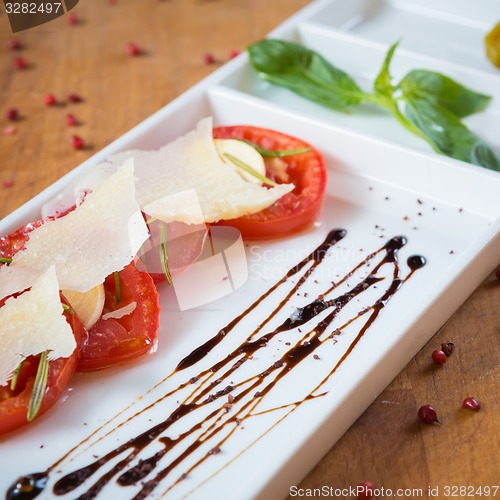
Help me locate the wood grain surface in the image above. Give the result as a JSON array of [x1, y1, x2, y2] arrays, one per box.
[[1, 1, 499, 498]]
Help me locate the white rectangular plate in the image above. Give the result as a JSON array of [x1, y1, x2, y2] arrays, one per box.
[[1, 1, 499, 499]]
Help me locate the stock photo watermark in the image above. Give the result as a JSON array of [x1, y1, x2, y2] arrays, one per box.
[[289, 484, 500, 497]]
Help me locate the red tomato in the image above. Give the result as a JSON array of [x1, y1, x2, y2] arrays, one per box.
[[1, 216, 161, 373], [0, 219, 47, 259], [77, 263, 161, 371], [213, 126, 327, 239], [0, 300, 85, 437], [0, 206, 74, 260]]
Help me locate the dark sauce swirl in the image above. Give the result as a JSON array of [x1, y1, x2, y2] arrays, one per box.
[[7, 229, 426, 499]]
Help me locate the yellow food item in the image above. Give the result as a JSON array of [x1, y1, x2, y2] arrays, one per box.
[[485, 22, 500, 68], [62, 284, 105, 330]]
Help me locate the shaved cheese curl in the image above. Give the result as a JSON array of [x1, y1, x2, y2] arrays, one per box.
[[0, 160, 149, 300], [0, 266, 76, 386]]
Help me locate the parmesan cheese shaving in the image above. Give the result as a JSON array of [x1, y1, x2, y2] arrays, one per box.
[[42, 118, 295, 225], [102, 301, 137, 321], [109, 117, 294, 224], [0, 160, 149, 301], [0, 266, 76, 387]]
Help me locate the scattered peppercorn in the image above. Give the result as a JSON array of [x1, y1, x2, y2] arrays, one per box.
[[203, 52, 216, 65], [7, 38, 21, 50], [431, 349, 447, 365], [44, 94, 57, 106], [14, 56, 27, 70], [68, 93, 83, 103], [357, 481, 375, 499], [462, 397, 480, 411], [71, 135, 85, 150], [229, 49, 241, 59], [67, 13, 79, 25], [417, 405, 439, 425], [6, 108, 19, 121], [126, 42, 142, 56], [3, 126, 17, 136], [65, 113, 78, 126], [441, 340, 455, 356], [3, 180, 15, 188]]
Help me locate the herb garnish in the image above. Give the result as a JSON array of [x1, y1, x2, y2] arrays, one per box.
[[159, 224, 173, 286], [10, 359, 25, 391], [114, 271, 122, 304], [238, 139, 311, 158], [0, 257, 12, 265], [27, 350, 49, 422], [248, 39, 499, 171], [62, 303, 74, 314], [223, 153, 278, 186]]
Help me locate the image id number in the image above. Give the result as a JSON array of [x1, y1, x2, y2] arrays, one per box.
[[5, 2, 62, 14]]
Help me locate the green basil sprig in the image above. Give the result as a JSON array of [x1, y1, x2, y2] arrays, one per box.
[[248, 39, 499, 171]]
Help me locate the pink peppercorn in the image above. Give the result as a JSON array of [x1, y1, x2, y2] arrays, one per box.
[[203, 52, 216, 65], [67, 93, 83, 103], [357, 481, 375, 499], [71, 135, 85, 150], [14, 56, 27, 70], [6, 108, 19, 121], [462, 397, 480, 411], [7, 38, 21, 50], [126, 43, 142, 56], [3, 126, 17, 136], [44, 94, 57, 106], [431, 349, 447, 365], [67, 13, 79, 25], [65, 113, 78, 126]]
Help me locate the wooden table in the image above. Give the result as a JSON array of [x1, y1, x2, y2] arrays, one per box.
[[1, 1, 498, 498]]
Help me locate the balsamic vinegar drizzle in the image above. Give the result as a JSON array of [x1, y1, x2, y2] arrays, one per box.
[[7, 229, 426, 500]]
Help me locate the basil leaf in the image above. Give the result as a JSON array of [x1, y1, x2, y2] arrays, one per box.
[[400, 70, 491, 119], [374, 41, 399, 98], [248, 39, 367, 110], [403, 97, 500, 171]]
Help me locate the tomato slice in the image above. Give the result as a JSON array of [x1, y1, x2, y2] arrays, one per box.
[[213, 126, 327, 239], [1, 216, 161, 373], [0, 300, 85, 437], [77, 263, 161, 371], [0, 220, 47, 259], [0, 206, 74, 260]]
